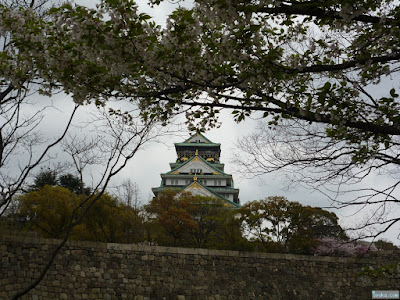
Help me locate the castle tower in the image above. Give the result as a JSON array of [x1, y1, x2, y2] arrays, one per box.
[[152, 133, 240, 207]]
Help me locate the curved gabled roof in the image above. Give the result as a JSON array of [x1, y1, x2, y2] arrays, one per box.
[[163, 152, 229, 176], [183, 180, 240, 207]]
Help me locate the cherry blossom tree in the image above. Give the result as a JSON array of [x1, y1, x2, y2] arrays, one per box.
[[2, 0, 400, 240], [0, 0, 81, 216], [0, 2, 171, 298], [5, 0, 399, 136], [314, 237, 377, 257]]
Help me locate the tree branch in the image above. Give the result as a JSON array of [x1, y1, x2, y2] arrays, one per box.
[[254, 2, 387, 25]]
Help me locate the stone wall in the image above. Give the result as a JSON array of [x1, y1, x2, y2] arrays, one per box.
[[1, 235, 399, 299]]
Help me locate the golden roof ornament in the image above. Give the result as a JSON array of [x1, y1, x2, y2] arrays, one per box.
[[195, 149, 199, 156], [193, 174, 198, 181]]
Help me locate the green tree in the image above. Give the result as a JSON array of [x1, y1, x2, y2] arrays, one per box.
[[374, 239, 399, 251], [17, 185, 78, 238], [29, 168, 58, 191], [206, 205, 251, 251], [59, 173, 91, 195], [146, 190, 198, 246], [240, 196, 345, 254], [146, 190, 245, 248], [184, 194, 229, 248], [72, 193, 145, 244], [29, 169, 91, 195], [287, 203, 347, 254], [17, 185, 145, 243]]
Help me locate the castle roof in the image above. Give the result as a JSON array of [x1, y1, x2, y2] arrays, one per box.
[[164, 152, 229, 176], [176, 132, 220, 146]]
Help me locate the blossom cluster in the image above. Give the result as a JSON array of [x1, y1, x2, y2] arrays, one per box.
[[1, 0, 400, 139], [314, 237, 377, 257]]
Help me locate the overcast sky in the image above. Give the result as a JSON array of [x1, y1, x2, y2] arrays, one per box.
[[35, 0, 399, 245]]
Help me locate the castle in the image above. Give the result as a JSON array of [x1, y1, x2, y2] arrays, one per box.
[[152, 133, 240, 207]]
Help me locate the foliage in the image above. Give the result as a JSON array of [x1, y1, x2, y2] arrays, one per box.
[[146, 190, 245, 249], [59, 173, 87, 195], [17, 184, 390, 257], [360, 261, 400, 279], [1, 0, 396, 149], [185, 194, 233, 248], [72, 193, 145, 244], [30, 168, 58, 190], [146, 190, 197, 246], [17, 185, 145, 243], [239, 196, 346, 254], [208, 207, 253, 251], [29, 168, 90, 195], [17, 185, 78, 238], [374, 239, 400, 251]]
